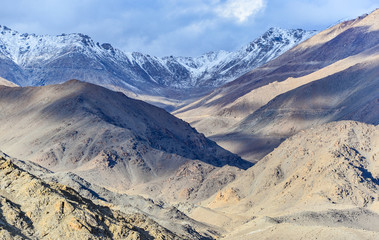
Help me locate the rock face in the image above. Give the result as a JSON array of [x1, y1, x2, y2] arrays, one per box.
[[2, 151, 219, 239], [199, 121, 379, 239], [0, 80, 250, 192], [175, 9, 379, 161], [208, 121, 379, 212], [0, 156, 180, 240], [0, 25, 315, 108]]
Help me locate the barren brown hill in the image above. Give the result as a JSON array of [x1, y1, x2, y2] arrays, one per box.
[[175, 9, 379, 162], [2, 151, 219, 239], [0, 76, 18, 87], [180, 121, 379, 239], [0, 80, 251, 194], [0, 154, 180, 239]]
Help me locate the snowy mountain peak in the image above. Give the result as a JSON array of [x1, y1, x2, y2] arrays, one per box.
[[0, 25, 317, 103], [245, 27, 316, 53], [101, 42, 114, 50], [0, 25, 16, 34]]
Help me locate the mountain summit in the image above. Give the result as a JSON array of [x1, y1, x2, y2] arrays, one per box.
[[0, 25, 316, 108], [175, 8, 379, 161]]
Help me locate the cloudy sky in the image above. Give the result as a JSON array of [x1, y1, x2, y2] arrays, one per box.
[[0, 0, 377, 57]]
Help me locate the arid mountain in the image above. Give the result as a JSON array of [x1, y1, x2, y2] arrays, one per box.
[[0, 8, 378, 240], [126, 160, 244, 204], [3, 151, 219, 239], [175, 9, 379, 162], [0, 80, 250, 194], [0, 76, 17, 87], [0, 25, 315, 109], [181, 121, 379, 239], [0, 155, 180, 239]]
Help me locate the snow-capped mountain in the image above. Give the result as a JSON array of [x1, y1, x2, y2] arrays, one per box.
[[0, 25, 316, 103], [171, 27, 316, 88]]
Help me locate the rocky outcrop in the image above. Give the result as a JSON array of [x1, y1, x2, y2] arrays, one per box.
[[0, 156, 180, 239], [197, 121, 379, 239], [203, 121, 379, 218]]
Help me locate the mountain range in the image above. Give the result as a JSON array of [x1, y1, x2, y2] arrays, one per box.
[[175, 9, 379, 161], [0, 8, 378, 240], [0, 80, 251, 193], [0, 25, 315, 109]]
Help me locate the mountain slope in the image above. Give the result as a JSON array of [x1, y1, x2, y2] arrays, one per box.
[[0, 26, 315, 108], [0, 76, 18, 87], [164, 27, 316, 88], [0, 80, 250, 192], [195, 121, 379, 239], [175, 9, 379, 161], [4, 151, 219, 239], [0, 155, 180, 239]]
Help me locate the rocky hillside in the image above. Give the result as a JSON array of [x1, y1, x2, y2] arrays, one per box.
[[175, 9, 379, 161], [0, 80, 250, 193], [185, 121, 379, 239], [0, 155, 180, 239], [0, 25, 315, 108], [207, 121, 379, 212], [3, 150, 219, 239]]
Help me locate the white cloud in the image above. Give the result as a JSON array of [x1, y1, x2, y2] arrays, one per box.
[[215, 0, 266, 23]]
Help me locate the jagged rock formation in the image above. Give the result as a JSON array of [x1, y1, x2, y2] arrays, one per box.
[[10, 153, 221, 239], [0, 25, 315, 108], [0, 155, 180, 239], [175, 9, 379, 161]]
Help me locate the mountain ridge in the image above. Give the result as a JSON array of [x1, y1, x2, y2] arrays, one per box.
[[211, 121, 379, 239], [174, 9, 379, 161], [0, 154, 182, 239], [0, 25, 316, 108], [0, 79, 251, 193]]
